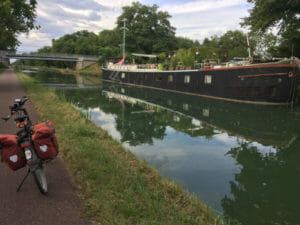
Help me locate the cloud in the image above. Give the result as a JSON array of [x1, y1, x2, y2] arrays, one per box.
[[161, 0, 245, 14], [18, 31, 52, 52], [18, 0, 252, 52], [93, 0, 137, 9], [167, 2, 251, 42]]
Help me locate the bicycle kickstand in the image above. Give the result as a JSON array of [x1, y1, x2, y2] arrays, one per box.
[[17, 169, 30, 192]]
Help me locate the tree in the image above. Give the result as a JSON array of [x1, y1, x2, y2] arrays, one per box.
[[116, 2, 176, 54], [0, 0, 38, 50], [51, 30, 98, 55], [202, 30, 255, 61], [218, 30, 251, 60], [242, 0, 300, 57], [97, 29, 122, 61], [176, 37, 200, 49], [252, 32, 279, 58]]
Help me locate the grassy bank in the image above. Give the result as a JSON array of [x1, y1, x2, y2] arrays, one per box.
[[78, 63, 102, 77], [18, 72, 223, 225]]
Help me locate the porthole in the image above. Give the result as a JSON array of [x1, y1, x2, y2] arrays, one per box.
[[204, 75, 212, 84], [184, 75, 190, 83], [168, 75, 173, 82]]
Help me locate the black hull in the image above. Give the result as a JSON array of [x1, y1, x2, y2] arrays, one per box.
[[103, 63, 299, 105]]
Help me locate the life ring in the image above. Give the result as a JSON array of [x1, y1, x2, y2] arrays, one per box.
[[288, 72, 293, 77]]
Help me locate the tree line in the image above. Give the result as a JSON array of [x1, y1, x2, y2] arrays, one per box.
[[2, 1, 298, 68]]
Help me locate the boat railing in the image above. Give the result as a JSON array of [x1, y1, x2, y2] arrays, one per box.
[[107, 63, 159, 71]]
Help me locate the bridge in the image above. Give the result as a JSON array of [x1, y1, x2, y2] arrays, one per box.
[[0, 51, 99, 70]]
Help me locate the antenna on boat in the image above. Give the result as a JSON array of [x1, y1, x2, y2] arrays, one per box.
[[121, 18, 128, 58], [246, 33, 252, 61]]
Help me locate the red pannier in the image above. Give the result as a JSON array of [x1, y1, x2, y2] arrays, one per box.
[[32, 121, 59, 160], [0, 135, 26, 171]]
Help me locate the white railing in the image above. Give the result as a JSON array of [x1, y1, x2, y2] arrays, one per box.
[[0, 50, 98, 61]]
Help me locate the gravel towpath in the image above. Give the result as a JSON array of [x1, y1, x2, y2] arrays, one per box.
[[0, 69, 89, 225]]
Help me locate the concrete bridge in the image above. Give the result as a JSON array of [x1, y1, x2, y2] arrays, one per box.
[[0, 51, 99, 70]]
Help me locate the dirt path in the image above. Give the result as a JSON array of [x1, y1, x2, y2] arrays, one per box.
[[0, 69, 89, 225]]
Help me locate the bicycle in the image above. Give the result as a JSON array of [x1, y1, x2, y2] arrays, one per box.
[[0, 96, 58, 194]]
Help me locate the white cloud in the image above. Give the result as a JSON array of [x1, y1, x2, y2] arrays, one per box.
[[167, 0, 250, 42], [18, 0, 252, 52], [161, 0, 245, 14], [93, 0, 136, 9], [18, 31, 52, 52]]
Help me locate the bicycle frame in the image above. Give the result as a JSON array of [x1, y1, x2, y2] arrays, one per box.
[[1, 96, 48, 194]]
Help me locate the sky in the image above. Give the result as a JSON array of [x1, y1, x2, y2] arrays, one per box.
[[18, 0, 253, 52]]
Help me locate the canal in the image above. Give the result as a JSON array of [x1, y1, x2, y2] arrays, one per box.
[[25, 70, 300, 224]]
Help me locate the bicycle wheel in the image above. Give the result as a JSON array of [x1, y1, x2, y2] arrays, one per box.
[[32, 165, 48, 194]]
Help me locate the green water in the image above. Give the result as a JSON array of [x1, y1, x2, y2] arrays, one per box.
[[26, 70, 300, 225], [22, 69, 77, 84]]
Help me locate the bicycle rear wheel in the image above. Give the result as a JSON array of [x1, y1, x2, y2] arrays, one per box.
[[32, 165, 48, 194]]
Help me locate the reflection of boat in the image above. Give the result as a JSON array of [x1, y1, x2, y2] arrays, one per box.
[[102, 81, 297, 147], [102, 58, 300, 105]]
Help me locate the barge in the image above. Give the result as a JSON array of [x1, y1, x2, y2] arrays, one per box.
[[102, 58, 300, 105]]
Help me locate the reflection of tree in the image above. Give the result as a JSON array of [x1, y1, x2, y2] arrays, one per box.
[[102, 82, 296, 148], [115, 105, 166, 146], [222, 140, 300, 225], [29, 70, 76, 83], [58, 88, 217, 146]]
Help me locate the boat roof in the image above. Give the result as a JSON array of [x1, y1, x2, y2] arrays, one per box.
[[132, 53, 157, 58]]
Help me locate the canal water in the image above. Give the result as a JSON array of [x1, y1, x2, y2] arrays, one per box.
[[25, 70, 300, 224]]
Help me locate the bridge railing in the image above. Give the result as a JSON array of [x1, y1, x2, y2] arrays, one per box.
[[1, 50, 99, 61]]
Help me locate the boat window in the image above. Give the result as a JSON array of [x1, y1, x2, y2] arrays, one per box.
[[183, 103, 189, 111], [184, 75, 190, 84], [173, 115, 180, 122], [155, 74, 162, 81], [203, 108, 210, 117], [204, 75, 212, 84], [168, 75, 173, 82], [121, 73, 126, 79]]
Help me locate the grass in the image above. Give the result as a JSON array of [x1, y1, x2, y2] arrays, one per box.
[[18, 72, 224, 225], [78, 63, 102, 77]]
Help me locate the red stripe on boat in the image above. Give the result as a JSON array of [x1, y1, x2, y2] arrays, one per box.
[[238, 72, 287, 78], [201, 64, 296, 71]]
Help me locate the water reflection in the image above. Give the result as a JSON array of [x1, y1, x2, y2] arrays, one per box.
[[55, 80, 299, 224], [26, 69, 77, 84], [24, 69, 100, 88], [222, 140, 300, 225], [102, 82, 297, 148]]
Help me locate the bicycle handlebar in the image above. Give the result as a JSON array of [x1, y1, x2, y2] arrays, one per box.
[[2, 96, 29, 122]]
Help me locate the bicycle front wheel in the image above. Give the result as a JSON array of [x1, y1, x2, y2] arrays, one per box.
[[32, 165, 48, 194]]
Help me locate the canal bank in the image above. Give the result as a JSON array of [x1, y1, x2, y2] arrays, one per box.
[[17, 71, 223, 224], [0, 70, 88, 225]]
